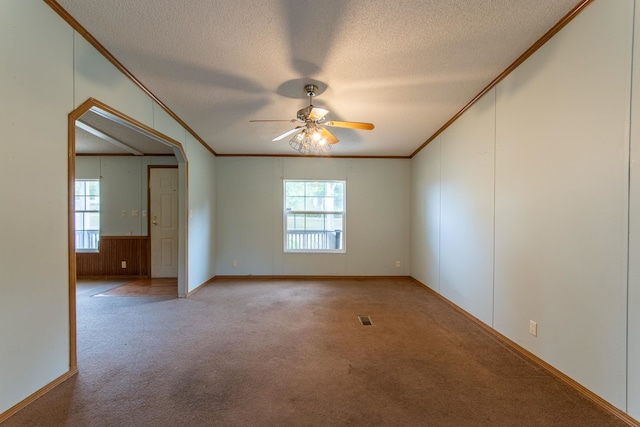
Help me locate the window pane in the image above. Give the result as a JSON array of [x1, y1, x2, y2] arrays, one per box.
[[331, 214, 343, 230], [77, 230, 100, 250], [333, 192, 344, 210], [286, 196, 304, 211], [305, 214, 324, 230], [75, 230, 84, 248], [85, 212, 100, 230], [285, 181, 345, 213], [324, 196, 337, 211], [75, 213, 84, 231], [305, 196, 325, 211], [86, 196, 100, 211], [87, 181, 100, 195], [306, 181, 326, 196], [285, 181, 304, 196], [88, 232, 100, 250], [75, 181, 85, 196], [75, 196, 86, 211], [287, 213, 306, 230]]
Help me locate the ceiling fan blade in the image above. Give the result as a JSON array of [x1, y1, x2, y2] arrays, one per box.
[[308, 107, 329, 120], [250, 119, 297, 123], [324, 120, 375, 130], [319, 127, 339, 144], [272, 126, 304, 141]]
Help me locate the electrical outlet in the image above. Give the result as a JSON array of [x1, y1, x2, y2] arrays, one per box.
[[232, 260, 238, 268], [395, 261, 401, 268], [121, 261, 127, 269], [529, 320, 537, 337]]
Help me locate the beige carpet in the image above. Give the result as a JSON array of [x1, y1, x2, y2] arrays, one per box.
[[3, 278, 628, 426]]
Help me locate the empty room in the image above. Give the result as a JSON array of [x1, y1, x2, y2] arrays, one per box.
[[2, 0, 640, 425]]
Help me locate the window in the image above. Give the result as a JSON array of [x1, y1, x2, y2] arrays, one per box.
[[284, 180, 345, 252], [75, 179, 100, 252]]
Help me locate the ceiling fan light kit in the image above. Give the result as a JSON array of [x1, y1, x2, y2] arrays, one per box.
[[289, 126, 332, 154], [251, 84, 374, 155]]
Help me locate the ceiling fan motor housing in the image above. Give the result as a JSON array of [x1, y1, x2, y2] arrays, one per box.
[[297, 105, 315, 122], [305, 84, 318, 97]]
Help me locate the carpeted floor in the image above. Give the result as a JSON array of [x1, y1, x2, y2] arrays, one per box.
[[93, 278, 178, 297], [2, 278, 628, 426]]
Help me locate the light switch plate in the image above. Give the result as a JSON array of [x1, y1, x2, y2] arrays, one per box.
[[529, 320, 538, 337]]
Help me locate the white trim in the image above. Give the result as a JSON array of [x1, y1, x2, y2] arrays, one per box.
[[283, 179, 346, 254]]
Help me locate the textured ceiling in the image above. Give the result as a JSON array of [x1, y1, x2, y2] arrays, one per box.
[[57, 0, 584, 157]]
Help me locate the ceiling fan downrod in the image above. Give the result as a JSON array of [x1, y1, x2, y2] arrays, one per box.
[[305, 84, 318, 101]]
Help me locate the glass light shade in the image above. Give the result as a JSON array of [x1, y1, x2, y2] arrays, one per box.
[[289, 129, 331, 154]]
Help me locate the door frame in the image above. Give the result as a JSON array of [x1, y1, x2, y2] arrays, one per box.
[[68, 98, 189, 370]]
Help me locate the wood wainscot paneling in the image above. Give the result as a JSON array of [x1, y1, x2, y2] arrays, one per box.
[[76, 236, 149, 278]]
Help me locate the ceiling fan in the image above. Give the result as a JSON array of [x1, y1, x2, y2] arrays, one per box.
[[250, 84, 374, 154]]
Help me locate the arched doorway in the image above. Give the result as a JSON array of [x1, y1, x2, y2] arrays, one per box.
[[68, 98, 188, 369]]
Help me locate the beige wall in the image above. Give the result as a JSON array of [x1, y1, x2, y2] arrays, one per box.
[[0, 0, 217, 414], [215, 157, 410, 276], [0, 1, 74, 413], [76, 156, 178, 236], [628, 0, 640, 418], [412, 0, 638, 416]]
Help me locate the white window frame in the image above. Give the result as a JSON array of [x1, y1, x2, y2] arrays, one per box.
[[283, 180, 346, 253], [75, 179, 100, 252]]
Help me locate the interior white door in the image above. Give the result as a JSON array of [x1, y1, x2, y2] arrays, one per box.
[[150, 167, 178, 278]]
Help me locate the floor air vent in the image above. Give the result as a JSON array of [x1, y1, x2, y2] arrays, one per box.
[[358, 315, 372, 326]]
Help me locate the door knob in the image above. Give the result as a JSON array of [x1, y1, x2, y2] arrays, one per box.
[[152, 215, 158, 226]]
